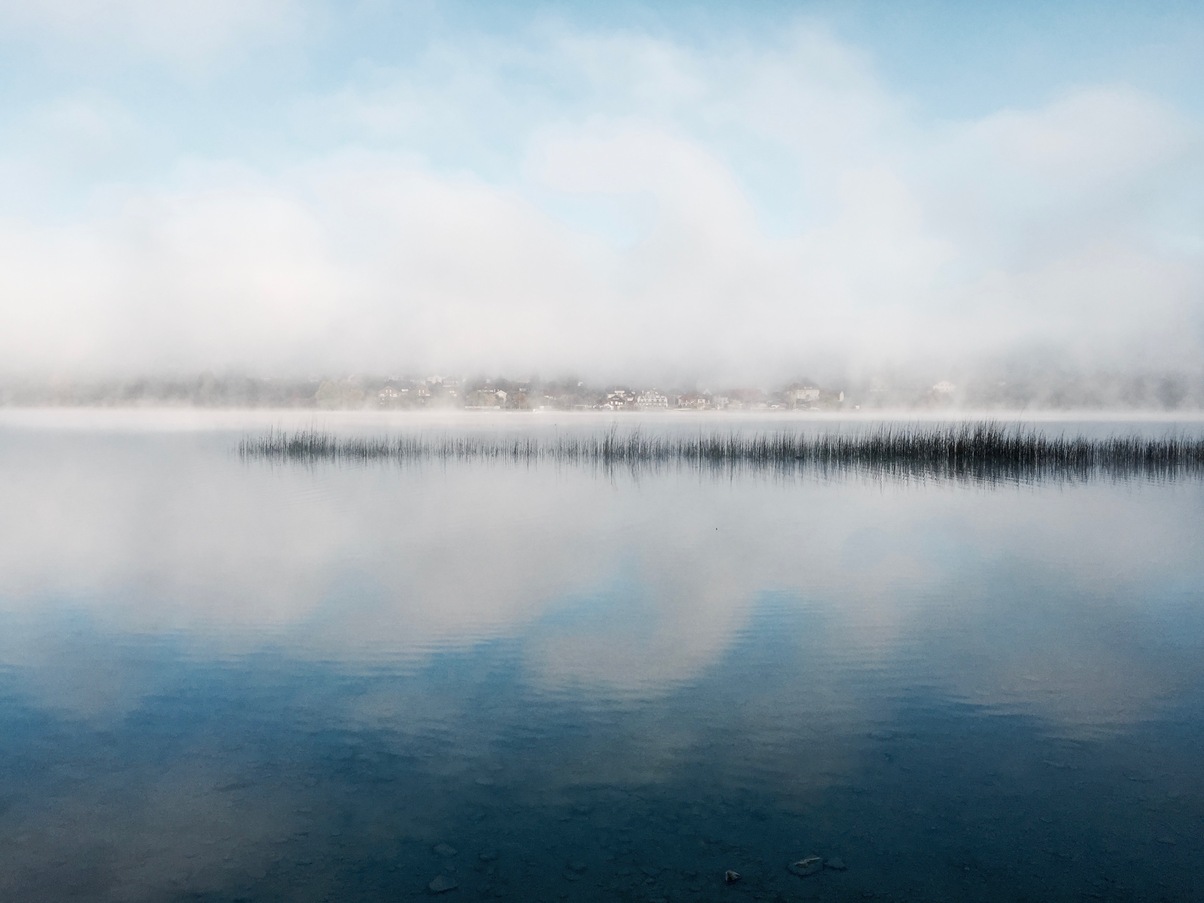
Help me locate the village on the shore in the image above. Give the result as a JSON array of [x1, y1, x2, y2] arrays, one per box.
[[0, 372, 970, 411], [366, 376, 858, 412], [4, 366, 1202, 411]]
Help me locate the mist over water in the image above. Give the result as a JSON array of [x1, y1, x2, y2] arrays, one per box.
[[1, 413, 1202, 901]]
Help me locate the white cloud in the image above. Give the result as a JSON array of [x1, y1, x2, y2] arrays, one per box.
[[922, 86, 1199, 260], [966, 87, 1193, 190], [0, 20, 1200, 380], [0, 0, 304, 73]]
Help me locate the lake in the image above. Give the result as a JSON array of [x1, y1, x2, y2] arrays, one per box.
[[1, 411, 1202, 902]]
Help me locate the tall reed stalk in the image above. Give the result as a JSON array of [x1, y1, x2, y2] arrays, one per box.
[[238, 423, 1204, 483]]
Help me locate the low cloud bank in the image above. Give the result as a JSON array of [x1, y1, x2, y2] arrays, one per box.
[[0, 17, 1200, 385]]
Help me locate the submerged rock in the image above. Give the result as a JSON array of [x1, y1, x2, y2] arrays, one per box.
[[433, 843, 458, 857], [428, 875, 458, 893], [788, 855, 823, 877], [825, 857, 847, 871]]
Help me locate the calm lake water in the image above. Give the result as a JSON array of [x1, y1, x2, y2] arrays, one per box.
[[2, 411, 1203, 902]]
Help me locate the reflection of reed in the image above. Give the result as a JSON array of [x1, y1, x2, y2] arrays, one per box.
[[238, 423, 1204, 484]]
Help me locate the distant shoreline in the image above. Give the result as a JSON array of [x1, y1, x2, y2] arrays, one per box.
[[5, 405, 1204, 420]]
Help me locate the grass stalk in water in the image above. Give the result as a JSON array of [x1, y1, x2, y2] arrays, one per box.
[[238, 423, 1204, 483]]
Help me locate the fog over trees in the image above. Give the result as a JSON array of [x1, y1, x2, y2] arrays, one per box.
[[4, 361, 1202, 412]]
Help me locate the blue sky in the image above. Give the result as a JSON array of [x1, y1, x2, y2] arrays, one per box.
[[1, 0, 1201, 381]]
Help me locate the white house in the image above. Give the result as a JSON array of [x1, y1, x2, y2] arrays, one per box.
[[789, 386, 821, 404], [603, 389, 636, 410], [636, 389, 668, 409]]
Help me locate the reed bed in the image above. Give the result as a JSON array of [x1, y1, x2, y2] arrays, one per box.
[[238, 422, 1204, 483]]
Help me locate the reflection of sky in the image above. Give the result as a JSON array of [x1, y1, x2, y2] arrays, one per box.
[[1, 416, 1203, 727], [2, 417, 1204, 900]]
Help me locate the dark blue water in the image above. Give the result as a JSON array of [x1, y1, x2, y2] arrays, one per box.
[[1, 413, 1202, 902]]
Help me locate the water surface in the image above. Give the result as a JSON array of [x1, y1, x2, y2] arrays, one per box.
[[1, 412, 1202, 902]]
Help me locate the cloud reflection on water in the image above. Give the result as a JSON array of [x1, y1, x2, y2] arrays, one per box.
[[0, 423, 1200, 733], [1, 422, 1203, 902]]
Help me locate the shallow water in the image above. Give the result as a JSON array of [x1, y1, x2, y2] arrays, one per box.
[[1, 412, 1202, 902]]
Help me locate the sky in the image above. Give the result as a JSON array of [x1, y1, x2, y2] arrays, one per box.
[[0, 0, 1201, 384]]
